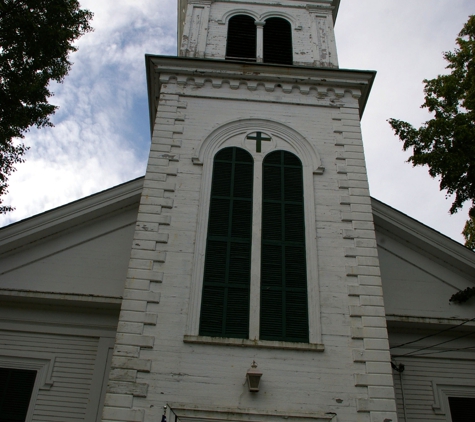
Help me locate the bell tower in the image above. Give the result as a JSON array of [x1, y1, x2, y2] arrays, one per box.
[[178, 0, 339, 68], [102, 1, 399, 422]]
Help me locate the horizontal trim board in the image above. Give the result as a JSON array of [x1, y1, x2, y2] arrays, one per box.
[[183, 335, 324, 351]]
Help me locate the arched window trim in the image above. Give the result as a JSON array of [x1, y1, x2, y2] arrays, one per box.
[[218, 10, 260, 25], [218, 10, 296, 27], [187, 120, 323, 347]]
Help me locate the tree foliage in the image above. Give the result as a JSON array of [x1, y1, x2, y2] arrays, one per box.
[[0, 0, 93, 213], [462, 216, 475, 250], [388, 15, 475, 247], [450, 286, 475, 304]]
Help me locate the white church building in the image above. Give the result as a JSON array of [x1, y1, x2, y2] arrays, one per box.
[[0, 0, 474, 421]]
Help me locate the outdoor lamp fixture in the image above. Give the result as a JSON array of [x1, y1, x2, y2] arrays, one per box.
[[246, 361, 262, 392]]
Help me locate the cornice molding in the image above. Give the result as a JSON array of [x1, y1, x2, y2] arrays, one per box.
[[159, 72, 362, 99], [146, 55, 376, 127]]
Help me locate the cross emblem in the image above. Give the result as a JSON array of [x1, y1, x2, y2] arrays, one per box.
[[246, 132, 271, 153]]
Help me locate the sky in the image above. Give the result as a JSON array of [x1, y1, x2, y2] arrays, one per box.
[[0, 0, 473, 245]]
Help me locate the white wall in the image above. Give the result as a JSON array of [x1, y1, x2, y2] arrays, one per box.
[[0, 301, 118, 422]]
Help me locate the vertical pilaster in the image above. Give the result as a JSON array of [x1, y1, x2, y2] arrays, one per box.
[[334, 102, 398, 422], [102, 93, 187, 422], [307, 6, 339, 68], [179, 0, 211, 58]]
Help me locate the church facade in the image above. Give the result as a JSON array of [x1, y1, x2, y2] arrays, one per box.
[[0, 0, 474, 421]]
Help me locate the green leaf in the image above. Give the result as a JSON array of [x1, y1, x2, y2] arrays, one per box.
[[0, 0, 93, 212], [388, 15, 475, 239]]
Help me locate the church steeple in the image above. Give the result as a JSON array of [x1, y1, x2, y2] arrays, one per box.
[[178, 0, 340, 68]]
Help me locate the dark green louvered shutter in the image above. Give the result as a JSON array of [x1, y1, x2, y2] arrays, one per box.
[[260, 150, 308, 342], [263, 18, 293, 65], [200, 147, 254, 338], [226, 15, 257, 62], [0, 368, 36, 422]]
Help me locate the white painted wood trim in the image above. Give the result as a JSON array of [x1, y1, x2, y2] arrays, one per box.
[[183, 335, 324, 351], [197, 4, 211, 58], [304, 168, 321, 344], [432, 379, 475, 418], [255, 21, 264, 63], [218, 9, 298, 26], [194, 119, 324, 173], [0, 289, 122, 305], [217, 9, 260, 25], [0, 316, 119, 338], [86, 338, 115, 422]]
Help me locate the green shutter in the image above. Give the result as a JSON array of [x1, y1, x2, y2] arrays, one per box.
[[260, 150, 309, 342], [0, 367, 36, 422], [263, 18, 293, 65], [200, 147, 253, 338], [225, 15, 257, 62]]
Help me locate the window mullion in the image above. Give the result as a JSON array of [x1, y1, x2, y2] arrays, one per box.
[[255, 21, 265, 63], [249, 157, 262, 340]]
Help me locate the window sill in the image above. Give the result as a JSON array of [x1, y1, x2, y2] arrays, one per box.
[[183, 335, 324, 352]]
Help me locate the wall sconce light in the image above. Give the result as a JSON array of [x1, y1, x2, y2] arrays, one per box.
[[246, 361, 262, 392]]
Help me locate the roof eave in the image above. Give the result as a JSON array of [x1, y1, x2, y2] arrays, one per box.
[[0, 177, 144, 254], [371, 197, 475, 277]]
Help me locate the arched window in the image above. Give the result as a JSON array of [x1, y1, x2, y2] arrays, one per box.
[[199, 147, 254, 338], [260, 151, 308, 342], [225, 15, 256, 62], [188, 120, 324, 347], [199, 147, 309, 342], [263, 17, 293, 65]]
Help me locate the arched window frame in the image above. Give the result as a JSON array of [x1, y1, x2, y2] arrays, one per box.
[[186, 119, 324, 348], [221, 12, 295, 64]]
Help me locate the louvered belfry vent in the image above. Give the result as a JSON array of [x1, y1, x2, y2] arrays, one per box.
[[200, 147, 254, 338], [260, 150, 308, 342], [0, 367, 36, 422], [225, 15, 257, 62], [263, 18, 293, 65]]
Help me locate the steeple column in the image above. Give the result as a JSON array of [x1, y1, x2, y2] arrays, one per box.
[[307, 5, 339, 68], [255, 21, 265, 63]]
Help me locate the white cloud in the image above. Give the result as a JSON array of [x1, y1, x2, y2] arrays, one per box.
[[1, 0, 473, 245], [0, 0, 176, 226], [336, 0, 473, 243]]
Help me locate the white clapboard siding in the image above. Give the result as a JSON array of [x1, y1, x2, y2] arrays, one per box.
[[0, 330, 98, 422], [392, 356, 475, 421]]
